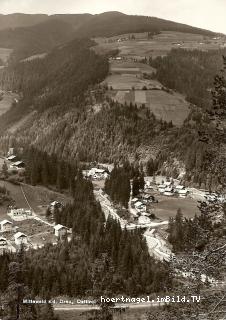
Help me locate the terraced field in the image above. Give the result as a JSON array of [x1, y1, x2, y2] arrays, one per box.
[[94, 31, 225, 59]]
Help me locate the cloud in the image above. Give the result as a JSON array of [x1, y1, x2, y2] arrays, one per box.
[[0, 0, 226, 33]]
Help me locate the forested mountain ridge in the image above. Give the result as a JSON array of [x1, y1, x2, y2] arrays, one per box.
[[0, 19, 76, 62], [0, 38, 109, 132], [0, 11, 218, 61]]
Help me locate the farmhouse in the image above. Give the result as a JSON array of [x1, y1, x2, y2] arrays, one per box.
[[0, 219, 13, 232], [7, 155, 17, 162], [163, 187, 174, 196], [158, 184, 166, 193], [0, 237, 7, 246], [54, 224, 68, 238], [14, 232, 28, 246], [9, 208, 32, 217], [87, 168, 109, 180], [12, 161, 25, 168]]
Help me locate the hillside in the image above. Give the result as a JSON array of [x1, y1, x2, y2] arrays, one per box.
[[73, 11, 216, 38], [0, 12, 217, 61], [0, 38, 109, 131], [0, 19, 76, 62]]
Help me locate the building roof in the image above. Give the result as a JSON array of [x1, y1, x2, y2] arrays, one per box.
[[134, 201, 143, 207], [54, 224, 67, 231], [14, 232, 27, 239], [175, 185, 185, 189], [178, 189, 188, 194], [0, 237, 7, 241], [7, 155, 16, 160], [165, 186, 173, 192], [50, 201, 61, 206], [12, 161, 24, 166], [0, 219, 13, 226]]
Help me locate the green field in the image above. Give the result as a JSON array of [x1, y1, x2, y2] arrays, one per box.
[[0, 180, 72, 218], [94, 31, 224, 59], [152, 195, 199, 220], [107, 89, 190, 126]]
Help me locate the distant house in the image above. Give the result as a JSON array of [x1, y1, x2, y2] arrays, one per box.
[[54, 224, 68, 238], [164, 187, 174, 196], [178, 189, 188, 197], [0, 220, 13, 232], [12, 161, 25, 168], [87, 168, 109, 180], [9, 208, 32, 217], [7, 155, 17, 162], [174, 185, 188, 197], [158, 184, 166, 193], [14, 232, 28, 245], [0, 237, 7, 246]]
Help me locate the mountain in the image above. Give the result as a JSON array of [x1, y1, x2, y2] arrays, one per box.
[[0, 11, 217, 62], [0, 19, 76, 61], [0, 13, 48, 30], [73, 11, 216, 38]]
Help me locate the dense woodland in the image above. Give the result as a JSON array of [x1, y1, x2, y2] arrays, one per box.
[[0, 38, 109, 133], [149, 48, 226, 110], [22, 147, 78, 193], [105, 163, 145, 208], [0, 19, 75, 62]]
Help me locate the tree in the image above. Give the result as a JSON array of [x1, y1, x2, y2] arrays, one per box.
[[2, 161, 8, 178]]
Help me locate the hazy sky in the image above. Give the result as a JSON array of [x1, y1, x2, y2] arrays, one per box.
[[1, 0, 226, 34]]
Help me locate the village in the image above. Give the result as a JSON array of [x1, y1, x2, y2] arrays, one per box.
[[0, 150, 225, 268], [0, 148, 73, 255], [83, 165, 225, 264]]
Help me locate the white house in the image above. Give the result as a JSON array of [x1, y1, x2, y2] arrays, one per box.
[[0, 237, 7, 246], [88, 168, 109, 180], [178, 189, 188, 197], [54, 224, 68, 238], [158, 184, 166, 193], [164, 187, 174, 196], [0, 220, 13, 232], [14, 232, 28, 246], [9, 208, 32, 217], [7, 155, 17, 162], [12, 161, 25, 168]]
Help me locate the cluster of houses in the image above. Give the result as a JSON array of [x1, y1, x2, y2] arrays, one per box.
[[131, 194, 157, 224], [6, 153, 25, 171], [83, 167, 109, 180], [158, 182, 188, 198], [0, 218, 29, 248], [131, 194, 157, 212]]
